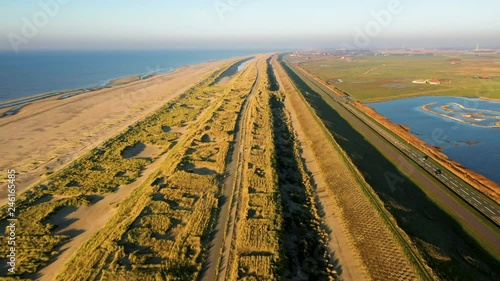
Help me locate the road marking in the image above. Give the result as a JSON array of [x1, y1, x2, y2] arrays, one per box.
[[307, 72, 500, 226], [484, 206, 495, 214]]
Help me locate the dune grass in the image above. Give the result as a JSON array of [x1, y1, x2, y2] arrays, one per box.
[[224, 85, 284, 281], [0, 59, 247, 279], [54, 59, 257, 281]]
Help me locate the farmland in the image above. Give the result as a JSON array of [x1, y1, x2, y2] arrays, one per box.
[[295, 52, 500, 102], [1, 52, 498, 281], [280, 54, 500, 281]]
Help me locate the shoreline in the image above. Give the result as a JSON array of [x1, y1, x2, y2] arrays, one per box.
[[365, 94, 500, 104], [420, 102, 500, 128], [0, 55, 255, 118], [0, 57, 238, 208], [0, 71, 170, 114], [0, 52, 260, 108], [355, 101, 500, 202]]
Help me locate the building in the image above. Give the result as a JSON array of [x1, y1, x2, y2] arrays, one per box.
[[429, 79, 441, 85], [412, 79, 427, 84]]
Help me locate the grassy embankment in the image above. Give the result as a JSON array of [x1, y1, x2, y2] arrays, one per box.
[[276, 55, 427, 280], [223, 56, 336, 280], [53, 60, 259, 281], [295, 56, 500, 221], [298, 54, 500, 201], [297, 54, 500, 102], [223, 57, 284, 280], [293, 55, 500, 251], [0, 59, 245, 279], [280, 55, 500, 281]]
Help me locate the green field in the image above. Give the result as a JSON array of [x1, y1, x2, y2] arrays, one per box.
[[280, 56, 500, 281], [295, 53, 500, 102]]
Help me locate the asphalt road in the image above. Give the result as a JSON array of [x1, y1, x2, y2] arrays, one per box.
[[288, 61, 500, 252]]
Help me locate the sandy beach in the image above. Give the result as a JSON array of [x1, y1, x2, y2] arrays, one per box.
[[0, 58, 233, 207]]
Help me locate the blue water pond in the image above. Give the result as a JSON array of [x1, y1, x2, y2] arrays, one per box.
[[369, 96, 500, 184]]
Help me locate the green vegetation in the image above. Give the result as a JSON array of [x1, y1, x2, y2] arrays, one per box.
[[280, 55, 500, 281], [266, 57, 280, 91], [0, 59, 245, 279], [296, 54, 500, 102], [55, 59, 256, 280], [270, 92, 336, 280]]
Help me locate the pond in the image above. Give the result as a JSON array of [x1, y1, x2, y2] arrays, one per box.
[[369, 96, 500, 184]]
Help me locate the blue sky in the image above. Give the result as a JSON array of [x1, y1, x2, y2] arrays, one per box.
[[1, 0, 499, 51]]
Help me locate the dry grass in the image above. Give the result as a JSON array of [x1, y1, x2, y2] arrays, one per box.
[[224, 56, 336, 280], [225, 87, 284, 281], [0, 59, 234, 209], [53, 59, 257, 281], [274, 56, 425, 281], [0, 59, 248, 279]]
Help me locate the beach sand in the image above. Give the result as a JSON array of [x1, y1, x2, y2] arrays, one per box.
[[0, 58, 231, 206]]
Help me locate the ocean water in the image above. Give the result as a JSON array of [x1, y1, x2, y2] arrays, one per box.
[[0, 50, 258, 102], [369, 96, 500, 183]]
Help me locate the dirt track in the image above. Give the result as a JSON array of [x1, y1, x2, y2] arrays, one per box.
[[37, 148, 175, 280], [272, 57, 369, 280], [0, 59, 232, 207], [200, 57, 262, 281]]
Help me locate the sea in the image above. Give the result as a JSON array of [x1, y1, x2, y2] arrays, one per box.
[[0, 50, 260, 102]]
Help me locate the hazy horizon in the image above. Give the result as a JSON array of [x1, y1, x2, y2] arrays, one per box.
[[1, 0, 499, 52]]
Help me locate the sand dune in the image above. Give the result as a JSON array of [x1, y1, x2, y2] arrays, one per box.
[[0, 59, 231, 206]]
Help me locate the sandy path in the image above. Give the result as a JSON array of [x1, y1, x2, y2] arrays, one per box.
[[0, 59, 232, 207], [217, 59, 262, 281], [284, 97, 368, 281], [273, 57, 368, 281], [199, 57, 262, 281], [37, 144, 176, 280]]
